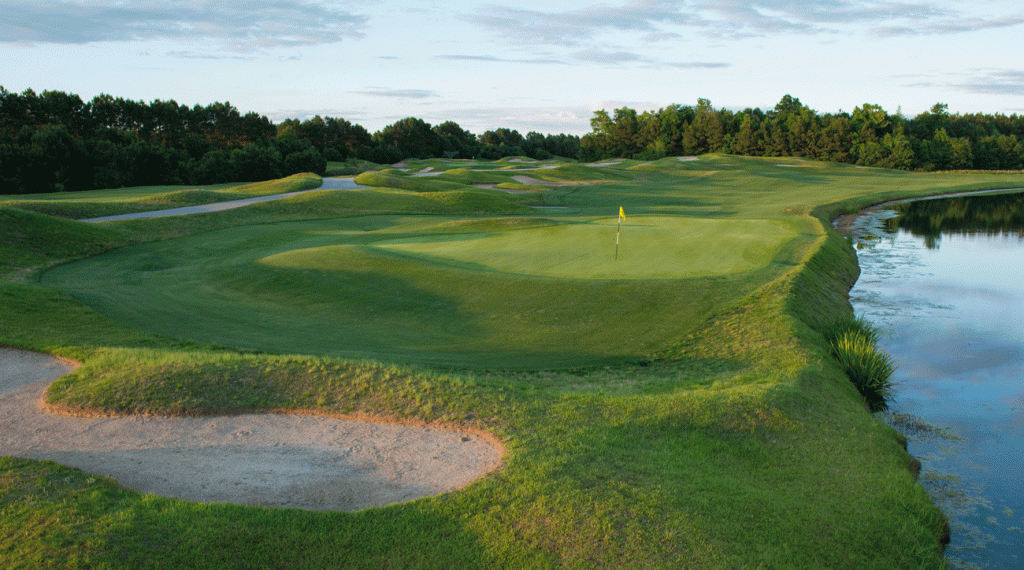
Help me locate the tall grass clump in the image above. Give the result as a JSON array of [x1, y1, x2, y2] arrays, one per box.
[[824, 316, 881, 345], [826, 317, 896, 412]]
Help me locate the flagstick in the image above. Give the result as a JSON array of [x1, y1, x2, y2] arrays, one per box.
[[615, 218, 620, 260]]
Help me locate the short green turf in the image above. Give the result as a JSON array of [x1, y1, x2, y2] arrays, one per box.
[[374, 215, 799, 279], [5, 155, 1024, 568], [41, 215, 778, 368]]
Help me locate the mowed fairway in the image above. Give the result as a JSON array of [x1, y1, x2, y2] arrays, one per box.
[[41, 213, 797, 368]]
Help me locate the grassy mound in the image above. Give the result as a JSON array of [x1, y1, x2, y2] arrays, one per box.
[[0, 207, 121, 278], [434, 168, 515, 185], [140, 189, 243, 206], [354, 171, 468, 192], [421, 190, 531, 213]]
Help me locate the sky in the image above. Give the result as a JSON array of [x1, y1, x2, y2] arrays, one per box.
[[2, 0, 1023, 135]]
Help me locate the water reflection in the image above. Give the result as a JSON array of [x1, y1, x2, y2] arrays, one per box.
[[846, 191, 1024, 569], [886, 192, 1024, 248]]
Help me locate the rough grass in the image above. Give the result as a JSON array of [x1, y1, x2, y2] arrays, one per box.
[[0, 207, 122, 280], [4, 156, 1022, 568]]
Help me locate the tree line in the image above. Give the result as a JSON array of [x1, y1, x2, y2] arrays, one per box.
[[0, 87, 581, 194], [4, 88, 1022, 195], [580, 95, 1024, 171]]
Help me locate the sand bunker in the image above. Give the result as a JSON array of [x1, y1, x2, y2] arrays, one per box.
[[0, 348, 502, 511], [511, 175, 570, 186]]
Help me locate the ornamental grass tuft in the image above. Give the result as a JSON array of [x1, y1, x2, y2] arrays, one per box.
[[823, 315, 881, 346], [830, 329, 897, 412]]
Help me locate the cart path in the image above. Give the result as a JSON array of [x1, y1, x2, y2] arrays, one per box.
[[81, 177, 367, 223]]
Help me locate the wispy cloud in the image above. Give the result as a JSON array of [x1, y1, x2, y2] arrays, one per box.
[[958, 70, 1024, 96], [268, 108, 370, 123], [164, 51, 256, 61], [434, 104, 599, 134], [437, 51, 729, 70], [435, 54, 565, 65], [470, 1, 1023, 44], [0, 1, 368, 49], [666, 61, 730, 69], [571, 49, 645, 64], [642, 31, 685, 42], [899, 69, 1024, 98], [468, 1, 701, 47], [872, 15, 1024, 37], [350, 88, 440, 99]]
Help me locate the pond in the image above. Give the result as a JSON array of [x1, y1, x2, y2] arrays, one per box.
[[842, 191, 1024, 569]]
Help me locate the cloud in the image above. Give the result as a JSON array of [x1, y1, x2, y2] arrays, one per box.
[[642, 31, 685, 42], [731, 0, 943, 26], [470, 1, 1023, 44], [468, 1, 701, 47], [689, 0, 952, 38], [431, 104, 598, 135], [958, 70, 1024, 96], [437, 51, 728, 70], [164, 51, 256, 61], [900, 69, 1024, 98], [435, 54, 565, 65], [872, 15, 1024, 37], [437, 50, 729, 70], [571, 49, 646, 64], [268, 109, 368, 123], [666, 61, 730, 69], [350, 89, 440, 99], [0, 1, 368, 49]]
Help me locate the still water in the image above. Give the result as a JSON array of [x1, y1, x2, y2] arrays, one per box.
[[844, 191, 1024, 569]]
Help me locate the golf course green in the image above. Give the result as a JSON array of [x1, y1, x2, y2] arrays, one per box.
[[4, 155, 1024, 568], [39, 213, 799, 367]]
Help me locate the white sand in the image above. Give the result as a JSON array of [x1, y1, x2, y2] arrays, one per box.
[[0, 348, 502, 511]]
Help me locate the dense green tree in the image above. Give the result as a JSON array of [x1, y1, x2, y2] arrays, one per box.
[[688, 99, 725, 155], [542, 133, 581, 159], [21, 124, 89, 192], [479, 128, 525, 149], [434, 121, 478, 158], [283, 147, 326, 176], [732, 115, 759, 156], [374, 117, 441, 159]]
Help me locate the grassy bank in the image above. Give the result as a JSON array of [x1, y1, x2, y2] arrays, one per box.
[[4, 156, 1023, 568]]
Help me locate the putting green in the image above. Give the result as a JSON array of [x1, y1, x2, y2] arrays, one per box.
[[364, 216, 797, 279], [41, 215, 798, 368]]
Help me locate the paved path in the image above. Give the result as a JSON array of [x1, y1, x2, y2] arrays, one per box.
[[81, 177, 367, 223]]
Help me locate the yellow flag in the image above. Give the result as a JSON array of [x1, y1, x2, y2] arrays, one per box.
[[618, 206, 625, 222]]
